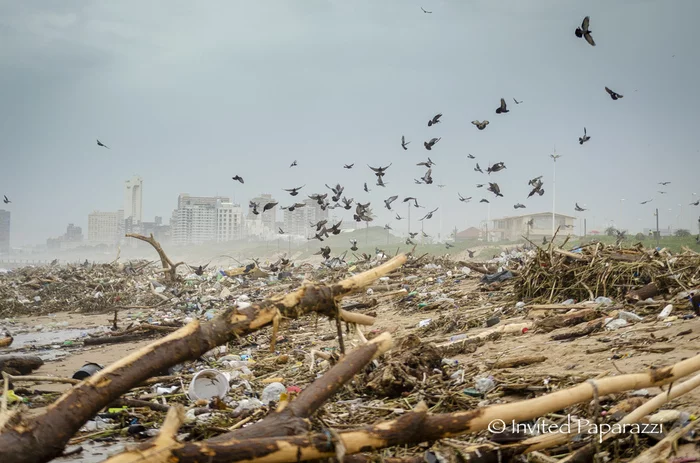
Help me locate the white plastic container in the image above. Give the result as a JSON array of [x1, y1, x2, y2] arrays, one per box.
[[187, 369, 230, 401]]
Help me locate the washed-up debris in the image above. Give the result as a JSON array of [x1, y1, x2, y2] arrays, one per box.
[[2, 237, 700, 463]]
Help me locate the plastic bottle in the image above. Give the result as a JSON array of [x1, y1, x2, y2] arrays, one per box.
[[449, 333, 468, 342], [658, 304, 674, 320]]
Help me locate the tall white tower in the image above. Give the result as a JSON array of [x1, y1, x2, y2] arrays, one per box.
[[124, 176, 143, 223]]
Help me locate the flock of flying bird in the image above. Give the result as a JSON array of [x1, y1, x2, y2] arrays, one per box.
[[4, 14, 697, 259]]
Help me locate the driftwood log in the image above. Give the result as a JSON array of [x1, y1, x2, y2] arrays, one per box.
[[103, 350, 700, 463], [125, 233, 185, 281], [0, 255, 406, 463]]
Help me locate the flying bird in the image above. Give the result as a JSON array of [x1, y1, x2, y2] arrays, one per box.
[[640, 199, 653, 205], [424, 137, 441, 150], [401, 136, 410, 150], [605, 86, 623, 100], [96, 139, 110, 149], [528, 176, 543, 186], [327, 220, 343, 235], [249, 201, 260, 215], [414, 179, 423, 184], [458, 193, 471, 202], [341, 196, 354, 210], [428, 113, 442, 127], [421, 231, 429, 238], [406, 238, 416, 245], [487, 162, 506, 174], [384, 224, 392, 231], [326, 183, 345, 202], [232, 175, 244, 184], [445, 242, 454, 249], [263, 202, 278, 212], [290, 160, 297, 167], [471, 120, 489, 130], [420, 208, 439, 221], [376, 176, 388, 187], [514, 203, 526, 209], [350, 239, 358, 251], [528, 180, 545, 198], [421, 169, 433, 185], [495, 98, 509, 114], [409, 232, 419, 239], [283, 202, 306, 212], [474, 163, 484, 174], [384, 195, 398, 210], [278, 227, 285, 234], [575, 16, 596, 46], [363, 182, 370, 192], [308, 193, 328, 205], [403, 197, 420, 208], [344, 163, 354, 169], [658, 191, 668, 194], [487, 183, 503, 197], [658, 181, 671, 186], [421, 6, 432, 13], [315, 246, 331, 260], [417, 157, 435, 168], [476, 184, 484, 188], [579, 127, 591, 145], [575, 203, 587, 212], [368, 164, 392, 176], [467, 249, 475, 258], [690, 200, 700, 206], [284, 185, 305, 196], [2, 195, 10, 204], [480, 199, 490, 203], [513, 98, 522, 104], [467, 154, 476, 159]]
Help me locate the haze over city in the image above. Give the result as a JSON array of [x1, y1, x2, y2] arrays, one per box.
[[1, 0, 698, 250]]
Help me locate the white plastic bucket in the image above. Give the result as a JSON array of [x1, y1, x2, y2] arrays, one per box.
[[187, 369, 230, 401]]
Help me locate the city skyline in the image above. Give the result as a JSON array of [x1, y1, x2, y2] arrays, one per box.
[[1, 2, 699, 247]]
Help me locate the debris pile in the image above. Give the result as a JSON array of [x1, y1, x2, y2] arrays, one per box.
[[516, 241, 700, 303], [1, 238, 700, 463]]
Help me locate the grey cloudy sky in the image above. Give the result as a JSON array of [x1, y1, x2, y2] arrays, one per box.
[[1, 0, 698, 246]]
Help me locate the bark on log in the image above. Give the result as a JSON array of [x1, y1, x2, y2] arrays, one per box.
[[110, 351, 700, 463], [626, 282, 659, 302], [0, 355, 44, 375], [0, 255, 406, 463], [492, 355, 546, 369]]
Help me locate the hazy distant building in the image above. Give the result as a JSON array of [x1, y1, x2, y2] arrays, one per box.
[[47, 223, 84, 250], [88, 210, 123, 244], [216, 201, 243, 242], [490, 212, 576, 241], [283, 198, 329, 238], [0, 210, 10, 255], [456, 227, 481, 241], [248, 193, 277, 235], [124, 176, 143, 223], [172, 194, 241, 245]]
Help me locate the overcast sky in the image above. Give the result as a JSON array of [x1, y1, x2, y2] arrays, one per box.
[[1, 0, 698, 246]]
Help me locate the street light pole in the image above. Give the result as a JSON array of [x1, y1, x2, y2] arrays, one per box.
[[550, 151, 562, 238]]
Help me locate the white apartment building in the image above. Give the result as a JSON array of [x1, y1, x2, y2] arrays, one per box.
[[172, 194, 242, 245], [88, 210, 124, 244], [124, 176, 143, 223], [216, 201, 243, 242]]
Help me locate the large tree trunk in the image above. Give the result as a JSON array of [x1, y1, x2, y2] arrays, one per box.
[[0, 255, 406, 463]]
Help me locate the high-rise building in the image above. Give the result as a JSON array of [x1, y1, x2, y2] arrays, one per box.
[[249, 193, 277, 234], [172, 194, 242, 245], [0, 210, 10, 255], [124, 176, 143, 224], [88, 210, 123, 244], [283, 198, 328, 238]]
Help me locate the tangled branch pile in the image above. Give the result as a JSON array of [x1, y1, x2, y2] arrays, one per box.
[[515, 242, 700, 303]]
